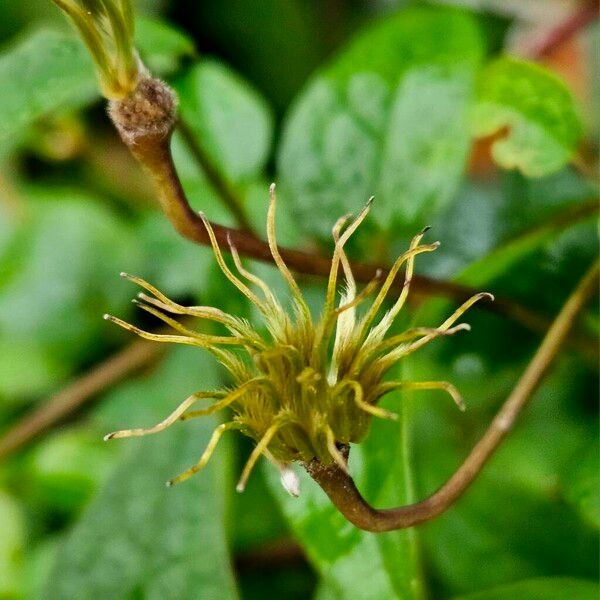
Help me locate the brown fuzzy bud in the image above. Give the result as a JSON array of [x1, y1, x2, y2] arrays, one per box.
[[108, 76, 178, 144]]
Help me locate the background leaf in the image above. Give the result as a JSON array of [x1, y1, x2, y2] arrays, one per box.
[[423, 166, 596, 281], [45, 347, 238, 600], [403, 198, 598, 596], [454, 577, 599, 600], [0, 16, 194, 140], [171, 59, 274, 229], [135, 16, 195, 74], [0, 187, 142, 402], [175, 60, 273, 184], [24, 426, 117, 517], [0, 490, 24, 596], [278, 6, 483, 240], [471, 57, 582, 177], [562, 439, 600, 529], [0, 29, 95, 141]]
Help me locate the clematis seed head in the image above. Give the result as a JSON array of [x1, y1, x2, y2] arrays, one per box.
[[104, 185, 491, 492]]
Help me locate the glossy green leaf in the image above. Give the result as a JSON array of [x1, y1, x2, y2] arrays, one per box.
[[454, 200, 598, 288], [170, 60, 274, 232], [412, 362, 597, 595], [278, 6, 483, 239], [424, 167, 596, 281], [396, 165, 599, 594], [454, 577, 599, 600], [46, 348, 238, 600], [175, 60, 273, 184], [0, 16, 194, 140], [472, 57, 582, 177]]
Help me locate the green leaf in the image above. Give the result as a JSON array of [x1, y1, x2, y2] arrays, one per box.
[[454, 578, 599, 600], [0, 16, 194, 140], [0, 29, 96, 141], [0, 338, 65, 401], [24, 537, 59, 600], [404, 207, 598, 594], [454, 200, 598, 288], [399, 171, 598, 594], [171, 60, 274, 229], [135, 16, 195, 75], [264, 385, 425, 600], [562, 439, 600, 529], [0, 490, 24, 597], [424, 167, 596, 281], [46, 347, 238, 600], [0, 187, 142, 402], [278, 6, 483, 239], [471, 57, 582, 177], [25, 426, 117, 516], [313, 580, 343, 600], [174, 60, 274, 184]]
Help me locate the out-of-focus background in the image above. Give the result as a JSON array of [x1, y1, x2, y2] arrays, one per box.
[[0, 1, 598, 599]]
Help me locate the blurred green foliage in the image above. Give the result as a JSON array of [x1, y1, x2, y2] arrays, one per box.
[[472, 57, 583, 177], [0, 16, 193, 143], [279, 6, 483, 239], [0, 1, 597, 599]]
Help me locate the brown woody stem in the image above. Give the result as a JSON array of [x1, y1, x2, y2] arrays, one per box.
[[306, 260, 599, 532], [105, 75, 589, 341]]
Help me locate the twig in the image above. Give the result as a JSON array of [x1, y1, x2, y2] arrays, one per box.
[[109, 98, 581, 338], [307, 259, 599, 532], [527, 0, 598, 60], [0, 339, 165, 460], [177, 119, 254, 232]]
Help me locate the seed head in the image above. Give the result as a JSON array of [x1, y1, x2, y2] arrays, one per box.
[[104, 185, 492, 493]]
